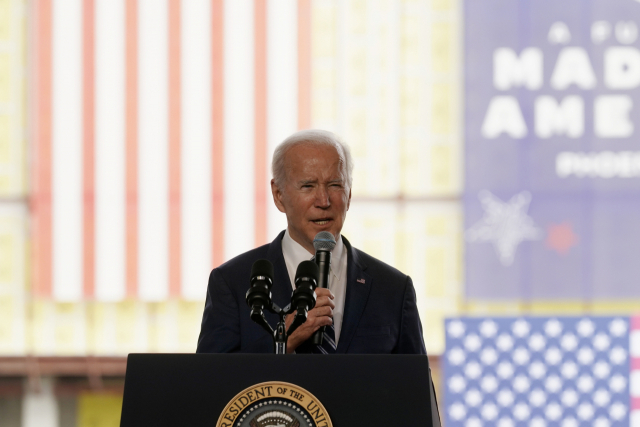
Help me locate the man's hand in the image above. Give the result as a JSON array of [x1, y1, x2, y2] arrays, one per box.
[[286, 288, 335, 353]]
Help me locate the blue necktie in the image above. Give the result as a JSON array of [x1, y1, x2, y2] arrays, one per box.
[[310, 321, 337, 354]]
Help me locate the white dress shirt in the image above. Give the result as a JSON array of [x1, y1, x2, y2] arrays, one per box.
[[281, 229, 348, 343]]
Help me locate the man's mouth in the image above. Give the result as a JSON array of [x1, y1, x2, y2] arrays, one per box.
[[312, 219, 331, 225]]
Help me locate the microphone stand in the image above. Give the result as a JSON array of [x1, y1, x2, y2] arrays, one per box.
[[248, 259, 317, 354], [250, 301, 309, 354]]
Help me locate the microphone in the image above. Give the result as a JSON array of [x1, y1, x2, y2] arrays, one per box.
[[311, 231, 336, 345], [245, 259, 274, 320], [287, 261, 318, 336], [292, 260, 318, 314]]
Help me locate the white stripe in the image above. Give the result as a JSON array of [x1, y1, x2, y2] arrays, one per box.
[[180, 0, 212, 300], [370, 0, 401, 195], [95, 0, 126, 301], [323, 332, 336, 349], [223, 0, 255, 260], [318, 345, 328, 354], [335, 0, 348, 136], [631, 370, 640, 397], [266, 0, 297, 239], [138, 0, 169, 301], [632, 330, 640, 357], [52, 0, 83, 301]]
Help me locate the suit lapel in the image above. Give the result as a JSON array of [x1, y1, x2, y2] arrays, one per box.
[[265, 232, 372, 353], [266, 231, 292, 309], [336, 237, 371, 354]]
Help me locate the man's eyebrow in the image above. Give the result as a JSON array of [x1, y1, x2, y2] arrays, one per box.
[[297, 178, 343, 185]]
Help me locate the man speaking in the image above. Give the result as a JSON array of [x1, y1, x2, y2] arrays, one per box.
[[196, 129, 440, 423]]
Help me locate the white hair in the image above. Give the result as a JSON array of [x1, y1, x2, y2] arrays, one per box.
[[271, 129, 354, 190]]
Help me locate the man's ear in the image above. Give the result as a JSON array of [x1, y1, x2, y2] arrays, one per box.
[[271, 179, 286, 213], [347, 188, 352, 211]]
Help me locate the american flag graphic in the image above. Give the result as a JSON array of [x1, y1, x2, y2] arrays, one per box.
[[444, 316, 640, 427], [29, 0, 311, 302]]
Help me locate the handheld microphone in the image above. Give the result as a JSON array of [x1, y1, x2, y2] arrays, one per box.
[[245, 259, 274, 319], [311, 231, 336, 345]]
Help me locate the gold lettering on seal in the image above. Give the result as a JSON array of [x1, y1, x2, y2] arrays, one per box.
[[216, 382, 332, 427]]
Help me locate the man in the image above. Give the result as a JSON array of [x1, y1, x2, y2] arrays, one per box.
[[197, 130, 440, 423]]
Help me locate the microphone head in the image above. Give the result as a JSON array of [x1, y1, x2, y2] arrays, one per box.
[[295, 260, 319, 286], [313, 231, 336, 252], [250, 259, 274, 284]]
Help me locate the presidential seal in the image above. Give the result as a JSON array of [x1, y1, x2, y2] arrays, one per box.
[[216, 381, 332, 427]]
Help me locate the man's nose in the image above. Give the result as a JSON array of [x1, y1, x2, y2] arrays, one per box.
[[314, 186, 330, 208]]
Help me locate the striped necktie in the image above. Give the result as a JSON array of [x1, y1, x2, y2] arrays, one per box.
[[295, 321, 336, 354], [311, 321, 337, 354]]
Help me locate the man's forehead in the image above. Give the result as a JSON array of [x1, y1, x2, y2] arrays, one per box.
[[286, 141, 341, 158], [284, 144, 344, 168], [282, 144, 346, 183]]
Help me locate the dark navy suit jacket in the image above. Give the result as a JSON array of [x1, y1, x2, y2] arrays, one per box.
[[196, 231, 426, 354], [196, 231, 441, 425]]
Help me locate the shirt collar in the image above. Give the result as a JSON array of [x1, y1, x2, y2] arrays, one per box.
[[282, 229, 345, 280]]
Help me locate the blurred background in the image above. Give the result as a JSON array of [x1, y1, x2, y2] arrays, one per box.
[[0, 0, 639, 425]]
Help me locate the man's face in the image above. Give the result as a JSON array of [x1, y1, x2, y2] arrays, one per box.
[[271, 143, 351, 254]]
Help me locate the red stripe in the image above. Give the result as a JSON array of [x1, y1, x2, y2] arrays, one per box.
[[254, 0, 267, 247], [632, 359, 640, 370], [83, 0, 95, 299], [168, 0, 181, 297], [32, 0, 53, 298], [297, 0, 311, 130], [632, 315, 640, 330], [212, 0, 224, 267], [125, 0, 138, 298], [632, 397, 640, 410]]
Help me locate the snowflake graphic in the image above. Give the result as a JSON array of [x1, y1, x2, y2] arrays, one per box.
[[466, 190, 542, 266]]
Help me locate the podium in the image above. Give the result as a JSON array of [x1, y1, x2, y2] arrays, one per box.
[[120, 353, 438, 427]]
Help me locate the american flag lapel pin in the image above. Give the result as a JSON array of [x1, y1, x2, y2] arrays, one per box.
[[357, 278, 365, 284]]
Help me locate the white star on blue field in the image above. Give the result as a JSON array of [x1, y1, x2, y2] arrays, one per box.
[[466, 190, 542, 266]]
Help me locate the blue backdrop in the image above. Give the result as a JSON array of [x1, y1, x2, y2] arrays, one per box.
[[464, 0, 640, 300]]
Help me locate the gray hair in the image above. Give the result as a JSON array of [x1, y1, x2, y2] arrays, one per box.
[[271, 129, 354, 190]]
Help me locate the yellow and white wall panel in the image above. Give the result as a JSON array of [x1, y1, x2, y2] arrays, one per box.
[[403, 201, 462, 354], [88, 301, 149, 355], [343, 200, 462, 355], [145, 300, 202, 353], [28, 301, 87, 355], [311, 0, 404, 197], [89, 300, 201, 355], [0, 203, 27, 354], [0, 0, 28, 356], [309, 0, 462, 198], [0, 0, 26, 196]]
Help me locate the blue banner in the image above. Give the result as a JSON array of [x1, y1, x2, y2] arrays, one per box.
[[464, 0, 640, 300]]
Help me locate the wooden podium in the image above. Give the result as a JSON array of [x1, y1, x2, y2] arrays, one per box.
[[120, 353, 438, 427]]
